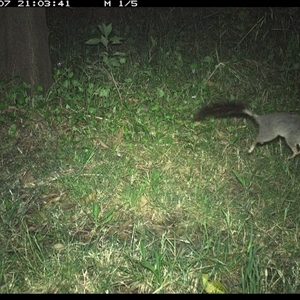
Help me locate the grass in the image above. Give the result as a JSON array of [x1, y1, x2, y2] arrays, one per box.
[[1, 7, 300, 293]]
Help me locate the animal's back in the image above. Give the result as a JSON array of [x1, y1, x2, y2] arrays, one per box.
[[255, 112, 300, 139]]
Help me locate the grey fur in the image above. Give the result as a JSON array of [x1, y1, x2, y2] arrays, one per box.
[[194, 102, 300, 159]]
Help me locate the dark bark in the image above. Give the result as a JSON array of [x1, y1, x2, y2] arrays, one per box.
[[0, 8, 53, 95]]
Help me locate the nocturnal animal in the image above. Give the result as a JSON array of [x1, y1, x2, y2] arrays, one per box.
[[194, 101, 300, 159]]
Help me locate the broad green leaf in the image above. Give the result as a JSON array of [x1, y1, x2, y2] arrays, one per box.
[[113, 52, 126, 56], [202, 274, 227, 294], [100, 208, 114, 224], [109, 36, 124, 44], [100, 35, 109, 48], [141, 260, 155, 273], [85, 38, 101, 45], [232, 170, 246, 187], [156, 88, 165, 98], [99, 23, 112, 37], [119, 57, 126, 64], [92, 203, 99, 219]]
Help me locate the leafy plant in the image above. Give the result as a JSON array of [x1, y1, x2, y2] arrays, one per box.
[[140, 241, 164, 288], [85, 23, 126, 102], [85, 23, 126, 68]]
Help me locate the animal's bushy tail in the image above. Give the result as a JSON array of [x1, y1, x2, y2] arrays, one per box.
[[194, 102, 251, 121]]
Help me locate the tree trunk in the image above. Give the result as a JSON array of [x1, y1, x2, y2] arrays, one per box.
[[0, 8, 53, 95]]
